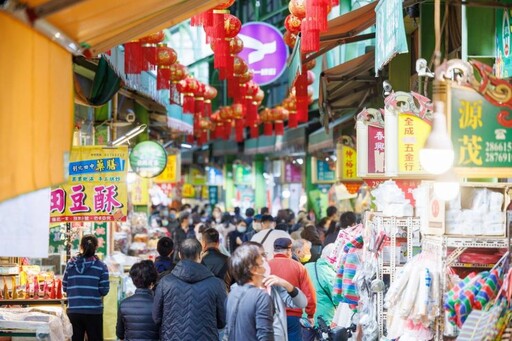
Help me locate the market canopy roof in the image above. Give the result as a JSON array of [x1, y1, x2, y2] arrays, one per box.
[[319, 50, 376, 118], [8, 0, 227, 55], [303, 1, 377, 63]]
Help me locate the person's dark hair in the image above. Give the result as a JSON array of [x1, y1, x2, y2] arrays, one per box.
[[234, 207, 241, 215], [179, 212, 190, 223], [197, 222, 210, 234], [130, 260, 158, 289], [340, 211, 357, 228], [179, 238, 202, 260], [261, 214, 274, 223], [157, 237, 174, 257], [317, 217, 329, 229], [191, 205, 199, 214], [260, 207, 269, 215], [285, 209, 295, 223], [80, 235, 98, 258], [202, 227, 220, 244], [221, 212, 232, 226], [245, 208, 255, 217], [229, 243, 262, 285], [180, 204, 191, 211], [326, 206, 338, 218]]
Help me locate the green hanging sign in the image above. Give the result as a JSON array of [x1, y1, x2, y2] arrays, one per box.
[[129, 141, 167, 178]]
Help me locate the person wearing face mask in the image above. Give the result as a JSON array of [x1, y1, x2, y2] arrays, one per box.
[[269, 238, 317, 341], [251, 215, 291, 260], [227, 221, 247, 254], [303, 244, 337, 341], [243, 214, 261, 242], [291, 239, 313, 264], [245, 242, 308, 341], [164, 208, 179, 236], [210, 206, 223, 224], [213, 211, 236, 252]]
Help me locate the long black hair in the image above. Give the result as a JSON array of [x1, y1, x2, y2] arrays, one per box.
[[80, 235, 98, 258]]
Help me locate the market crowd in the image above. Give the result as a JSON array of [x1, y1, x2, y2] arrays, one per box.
[[64, 204, 359, 341]]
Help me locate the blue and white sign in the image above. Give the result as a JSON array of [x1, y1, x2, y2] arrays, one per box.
[[375, 0, 409, 75], [238, 22, 289, 86]]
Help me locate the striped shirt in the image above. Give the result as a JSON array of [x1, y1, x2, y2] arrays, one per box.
[[63, 255, 109, 314]]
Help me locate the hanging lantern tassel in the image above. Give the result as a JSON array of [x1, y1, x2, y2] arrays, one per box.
[[195, 98, 205, 117], [235, 119, 244, 142], [275, 120, 284, 136], [214, 39, 230, 76], [142, 44, 157, 71], [223, 121, 232, 140], [301, 18, 321, 53], [250, 124, 259, 138], [213, 123, 222, 139], [205, 100, 212, 118], [264, 122, 273, 136], [124, 41, 143, 74], [170, 83, 181, 105], [307, 0, 329, 32], [182, 94, 195, 114], [157, 66, 171, 90], [288, 112, 298, 128], [245, 98, 257, 126]]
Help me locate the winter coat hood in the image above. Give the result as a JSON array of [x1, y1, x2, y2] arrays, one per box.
[[67, 255, 99, 274], [171, 259, 214, 283]]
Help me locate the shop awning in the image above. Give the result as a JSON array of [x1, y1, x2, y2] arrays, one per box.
[[319, 50, 376, 116], [281, 126, 307, 154], [258, 136, 277, 154], [212, 140, 239, 157], [244, 138, 259, 156], [304, 2, 378, 63], [8, 0, 227, 55], [308, 115, 354, 153]]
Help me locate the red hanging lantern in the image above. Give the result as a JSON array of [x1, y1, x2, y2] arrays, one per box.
[[204, 85, 218, 118], [219, 106, 234, 139], [260, 108, 273, 136], [245, 81, 260, 125], [156, 44, 178, 90], [214, 0, 236, 9], [250, 117, 260, 138], [169, 63, 188, 104], [124, 40, 143, 74], [231, 103, 244, 142], [139, 31, 165, 70], [229, 56, 249, 98], [289, 0, 307, 19], [177, 76, 199, 114], [283, 31, 298, 49], [194, 82, 206, 117], [284, 14, 302, 34], [273, 106, 289, 136], [283, 96, 298, 128], [229, 36, 244, 55], [212, 14, 242, 75]]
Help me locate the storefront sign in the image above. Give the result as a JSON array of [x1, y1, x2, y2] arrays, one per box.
[[208, 186, 219, 206], [207, 167, 224, 186], [182, 183, 196, 198], [189, 167, 206, 185], [384, 92, 432, 176], [50, 146, 128, 222], [233, 164, 253, 185], [130, 176, 149, 206], [284, 162, 302, 183], [340, 145, 358, 180], [239, 22, 288, 86], [368, 125, 385, 173], [154, 155, 178, 183], [375, 0, 409, 74], [495, 6, 512, 78], [93, 222, 108, 256], [129, 141, 167, 178], [316, 159, 335, 182], [449, 85, 512, 177]]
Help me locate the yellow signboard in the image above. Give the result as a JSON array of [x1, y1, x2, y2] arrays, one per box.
[[130, 176, 149, 206], [341, 145, 358, 180], [50, 146, 128, 223], [182, 183, 196, 198], [398, 114, 431, 173], [154, 155, 178, 183]]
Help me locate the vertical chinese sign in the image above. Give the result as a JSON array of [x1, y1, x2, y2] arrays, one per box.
[[449, 85, 512, 177], [336, 136, 358, 180], [50, 146, 128, 223], [153, 154, 179, 203], [356, 108, 385, 176], [384, 92, 432, 176]]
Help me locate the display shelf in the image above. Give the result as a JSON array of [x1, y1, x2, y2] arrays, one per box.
[[450, 262, 494, 269], [0, 298, 66, 306]]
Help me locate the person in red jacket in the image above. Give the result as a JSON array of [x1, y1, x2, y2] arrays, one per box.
[[269, 238, 317, 341]]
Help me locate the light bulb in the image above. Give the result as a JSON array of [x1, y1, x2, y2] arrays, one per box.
[[419, 101, 454, 174], [282, 190, 291, 198]]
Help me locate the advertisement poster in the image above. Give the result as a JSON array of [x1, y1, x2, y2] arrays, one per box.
[[50, 146, 128, 223]]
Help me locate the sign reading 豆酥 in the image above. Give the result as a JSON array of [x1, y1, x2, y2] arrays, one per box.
[[375, 0, 409, 74], [238, 22, 289, 86], [129, 141, 167, 178], [50, 146, 128, 222], [449, 85, 512, 177]]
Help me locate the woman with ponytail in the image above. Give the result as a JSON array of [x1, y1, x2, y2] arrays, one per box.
[[63, 235, 110, 341]]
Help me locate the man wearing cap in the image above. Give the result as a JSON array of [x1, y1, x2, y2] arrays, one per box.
[[269, 238, 317, 341], [251, 214, 291, 260]]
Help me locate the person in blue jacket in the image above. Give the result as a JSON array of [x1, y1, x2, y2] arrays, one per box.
[[117, 260, 159, 340], [63, 235, 109, 341]]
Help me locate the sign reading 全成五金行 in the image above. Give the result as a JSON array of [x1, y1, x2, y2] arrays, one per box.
[[50, 146, 128, 223], [448, 85, 512, 177]]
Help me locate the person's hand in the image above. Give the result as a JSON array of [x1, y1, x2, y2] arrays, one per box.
[[308, 317, 315, 326], [236, 236, 243, 245], [262, 275, 293, 292]]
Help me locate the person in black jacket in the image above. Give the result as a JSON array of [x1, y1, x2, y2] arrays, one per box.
[[116, 260, 159, 341], [201, 228, 231, 291], [153, 238, 227, 341]]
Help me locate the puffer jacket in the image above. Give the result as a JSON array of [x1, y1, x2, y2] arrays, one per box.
[[153, 259, 227, 341], [116, 288, 159, 341], [305, 258, 337, 326]]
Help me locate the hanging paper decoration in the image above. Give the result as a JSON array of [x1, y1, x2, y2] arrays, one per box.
[[273, 106, 289, 136], [139, 31, 165, 71], [283, 31, 298, 49], [169, 63, 188, 104], [204, 85, 218, 118], [176, 76, 199, 114], [260, 108, 274, 136], [288, 0, 306, 18], [283, 95, 298, 128], [284, 14, 302, 34], [219, 106, 234, 139], [156, 44, 178, 90], [232, 103, 245, 142], [124, 40, 144, 74]]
